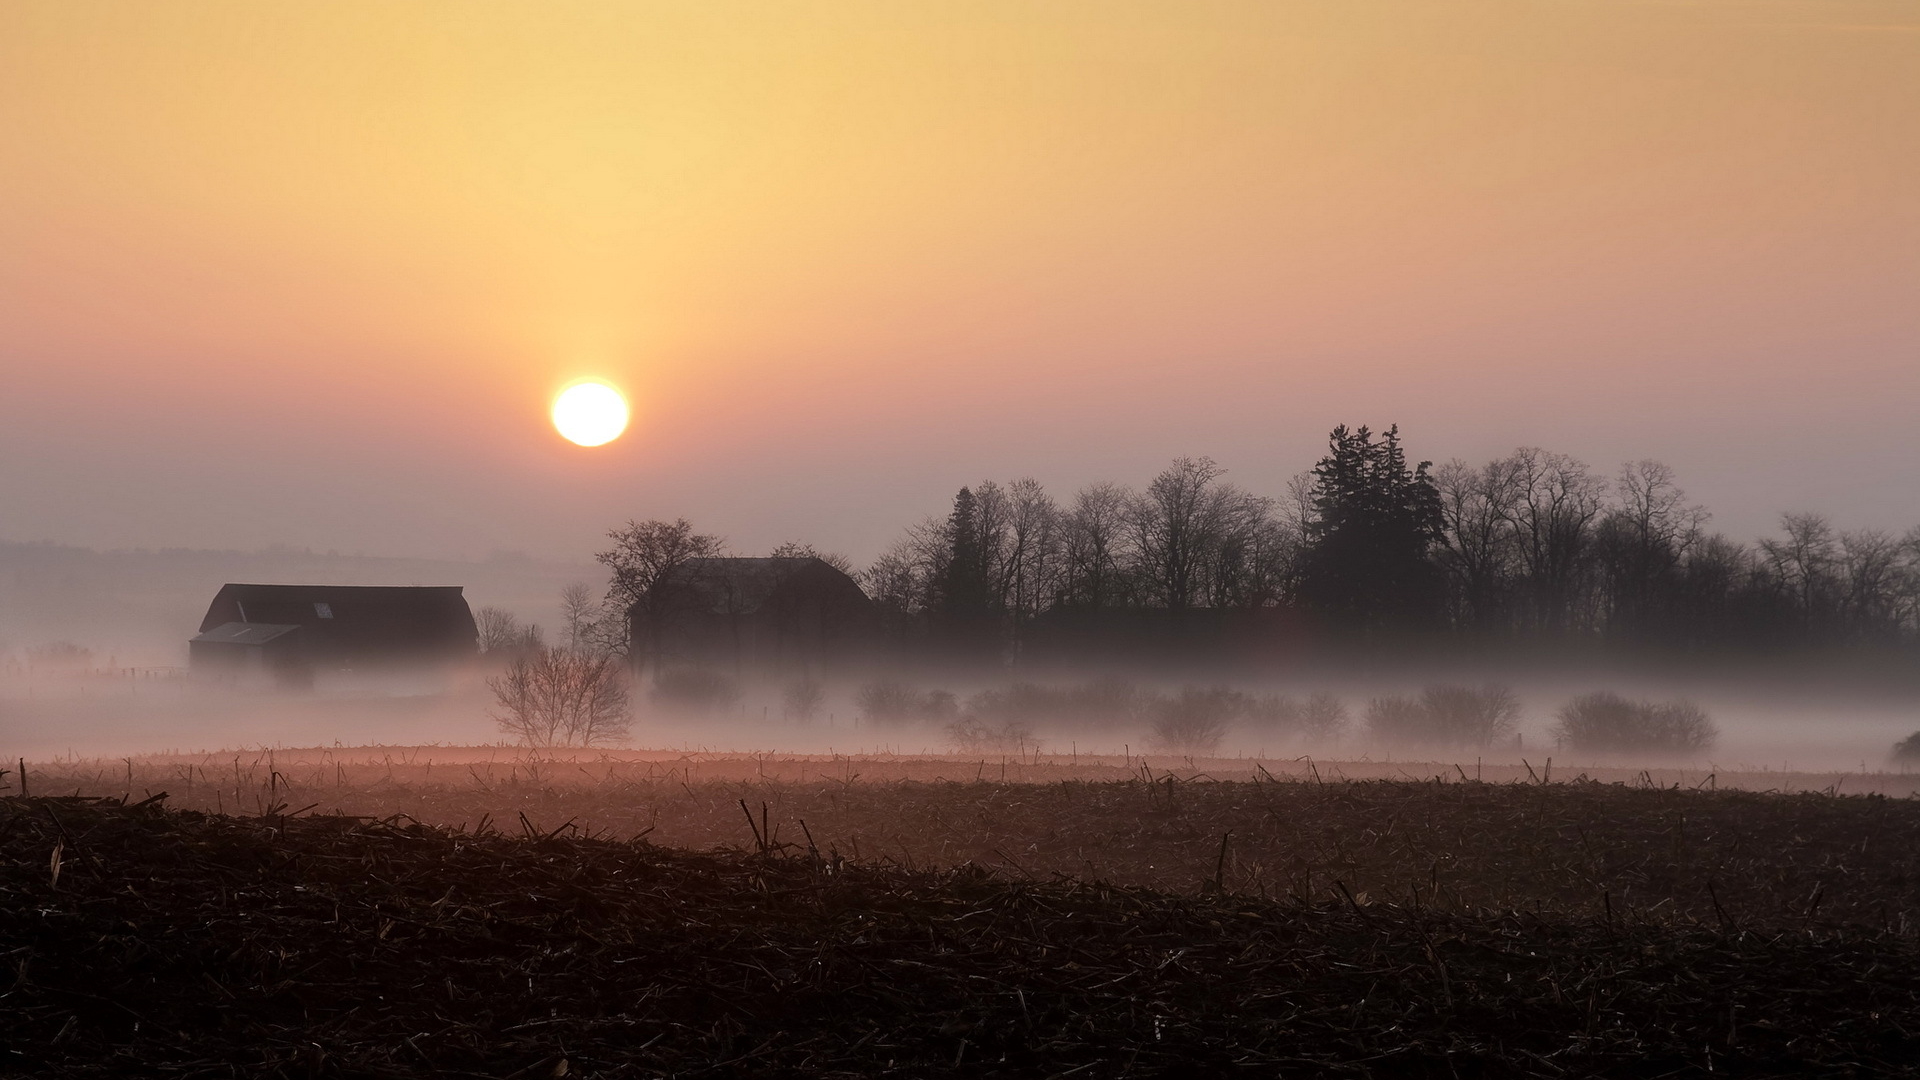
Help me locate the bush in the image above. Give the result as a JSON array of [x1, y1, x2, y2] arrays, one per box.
[[1367, 684, 1520, 748], [782, 677, 825, 722], [1893, 732, 1920, 765], [855, 680, 920, 722], [1364, 695, 1429, 743], [26, 641, 93, 672], [650, 668, 741, 715], [965, 679, 1145, 730], [1553, 692, 1717, 753], [491, 647, 630, 749], [945, 716, 1040, 756], [1244, 692, 1349, 740], [1299, 693, 1350, 739], [1149, 686, 1242, 754], [855, 681, 956, 725]]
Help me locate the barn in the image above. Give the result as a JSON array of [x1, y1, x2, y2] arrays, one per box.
[[189, 583, 478, 682], [629, 557, 875, 676]]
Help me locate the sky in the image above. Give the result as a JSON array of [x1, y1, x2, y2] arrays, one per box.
[[3, 1, 1917, 566]]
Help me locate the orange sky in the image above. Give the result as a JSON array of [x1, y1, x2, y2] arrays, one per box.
[[3, 1, 1917, 562]]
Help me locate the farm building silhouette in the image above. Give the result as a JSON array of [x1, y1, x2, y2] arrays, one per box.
[[189, 584, 478, 683], [629, 557, 875, 676]]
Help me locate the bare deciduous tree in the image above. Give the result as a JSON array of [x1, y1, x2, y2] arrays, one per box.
[[490, 647, 630, 750], [559, 583, 598, 653], [1434, 457, 1523, 633], [1059, 482, 1133, 609], [1148, 686, 1238, 754], [1552, 692, 1716, 753], [862, 517, 948, 620], [769, 541, 855, 575], [1504, 448, 1607, 634], [596, 518, 725, 662], [783, 676, 826, 722], [1002, 478, 1063, 635], [1761, 512, 1839, 633], [1127, 458, 1272, 611], [476, 607, 543, 659]]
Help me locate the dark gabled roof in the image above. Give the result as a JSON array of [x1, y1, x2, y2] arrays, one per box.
[[190, 622, 302, 647], [198, 584, 473, 632], [648, 557, 867, 615], [195, 584, 477, 661]]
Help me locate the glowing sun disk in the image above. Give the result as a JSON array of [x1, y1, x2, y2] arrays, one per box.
[[552, 381, 629, 446]]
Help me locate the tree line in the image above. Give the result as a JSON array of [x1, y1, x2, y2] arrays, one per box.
[[593, 425, 1920, 663]]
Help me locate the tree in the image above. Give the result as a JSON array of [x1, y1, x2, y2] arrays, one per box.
[[1433, 456, 1524, 636], [769, 541, 855, 576], [1760, 512, 1839, 638], [489, 647, 630, 750], [476, 607, 543, 659], [1298, 425, 1446, 632], [1127, 457, 1223, 610], [1000, 478, 1063, 637], [931, 488, 996, 656], [1058, 482, 1134, 609], [1125, 457, 1271, 610], [595, 519, 725, 663], [1504, 448, 1607, 636], [1594, 460, 1706, 643], [1837, 529, 1904, 641], [558, 583, 598, 653]]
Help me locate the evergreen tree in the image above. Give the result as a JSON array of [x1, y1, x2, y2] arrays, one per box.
[[931, 487, 997, 659], [936, 487, 989, 617], [1299, 425, 1446, 632]]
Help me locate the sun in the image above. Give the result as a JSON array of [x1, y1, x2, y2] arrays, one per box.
[[551, 381, 630, 447]]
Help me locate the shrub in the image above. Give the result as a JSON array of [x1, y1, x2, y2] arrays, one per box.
[[924, 690, 961, 722], [1367, 684, 1520, 747], [965, 679, 1145, 730], [1893, 732, 1920, 765], [1299, 692, 1351, 739], [650, 668, 741, 714], [1553, 692, 1717, 753], [1244, 692, 1349, 740], [782, 677, 825, 722], [26, 641, 93, 672], [945, 716, 1040, 756], [1364, 695, 1429, 743], [855, 681, 956, 724], [1149, 686, 1242, 754], [854, 680, 921, 723], [491, 647, 630, 749]]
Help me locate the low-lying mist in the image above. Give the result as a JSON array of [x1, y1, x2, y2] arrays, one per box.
[[4, 661, 1917, 777]]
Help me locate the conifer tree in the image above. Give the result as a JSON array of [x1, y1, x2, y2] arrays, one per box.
[[1299, 425, 1445, 632]]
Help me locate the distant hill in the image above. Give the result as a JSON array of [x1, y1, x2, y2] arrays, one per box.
[[0, 540, 600, 667]]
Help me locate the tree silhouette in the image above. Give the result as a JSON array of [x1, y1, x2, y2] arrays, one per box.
[[1299, 425, 1445, 633], [930, 488, 997, 657], [595, 518, 725, 663]]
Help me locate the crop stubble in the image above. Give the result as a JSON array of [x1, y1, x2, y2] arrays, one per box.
[[2, 770, 1917, 1076]]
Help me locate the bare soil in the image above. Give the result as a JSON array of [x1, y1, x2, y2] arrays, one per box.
[[3, 751, 1917, 1076]]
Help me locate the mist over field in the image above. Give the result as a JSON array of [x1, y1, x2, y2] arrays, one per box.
[[6, 651, 1915, 780]]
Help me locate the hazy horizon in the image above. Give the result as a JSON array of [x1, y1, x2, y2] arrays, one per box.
[[4, 2, 1917, 565]]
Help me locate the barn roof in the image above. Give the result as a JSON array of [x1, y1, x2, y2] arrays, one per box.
[[194, 583, 478, 663], [651, 557, 865, 615], [198, 584, 474, 633], [191, 622, 302, 646]]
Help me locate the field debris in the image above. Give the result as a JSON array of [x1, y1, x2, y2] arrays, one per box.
[[4, 790, 1919, 1077]]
